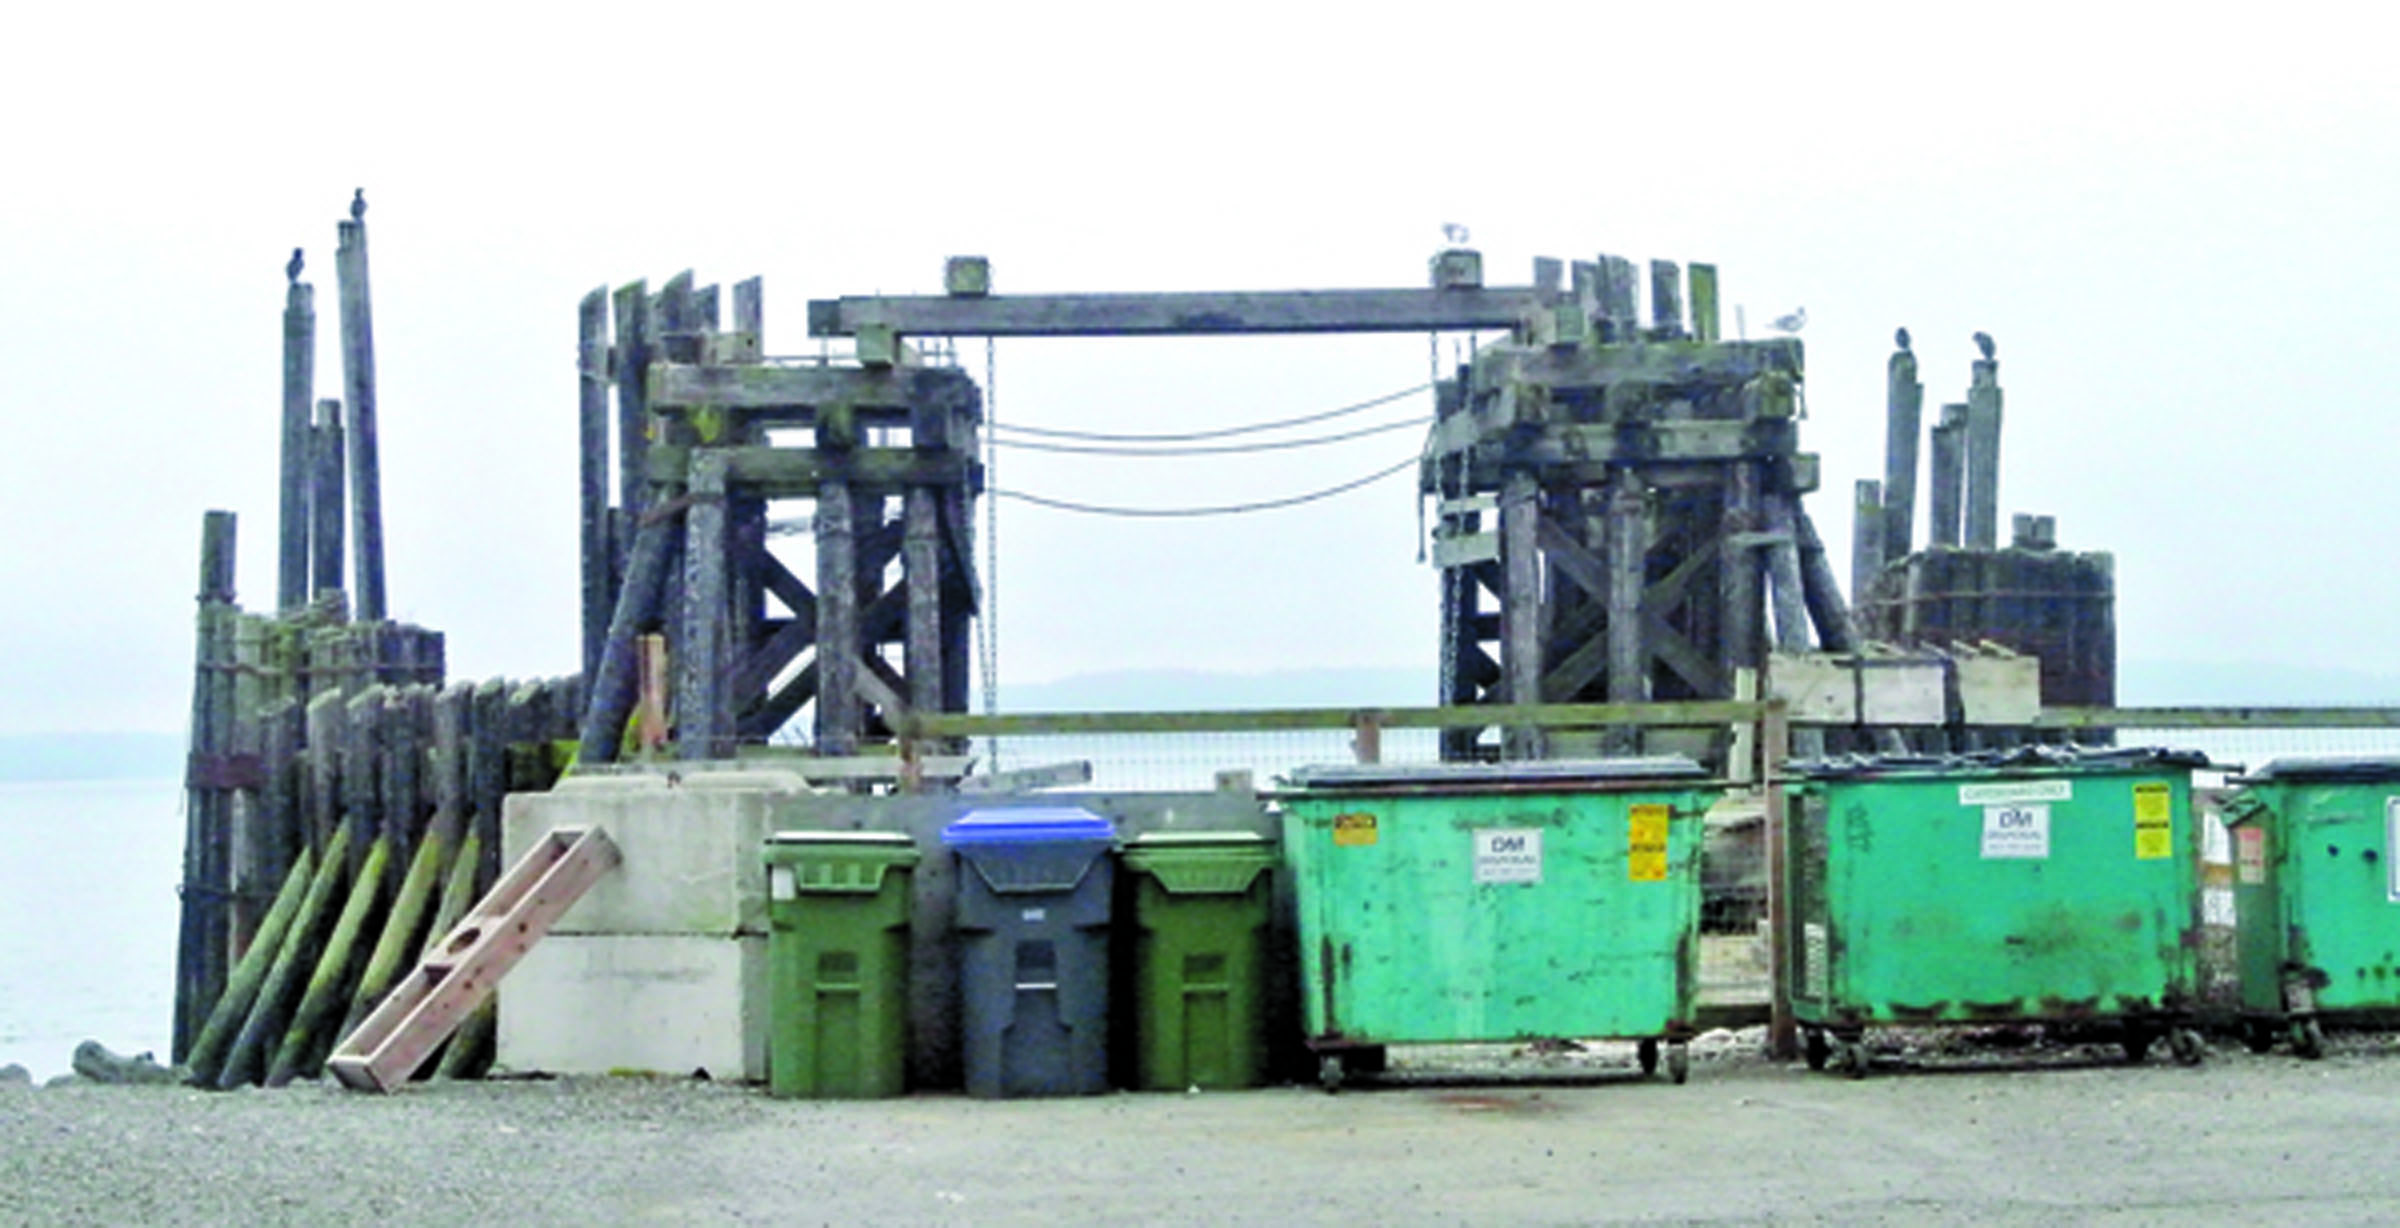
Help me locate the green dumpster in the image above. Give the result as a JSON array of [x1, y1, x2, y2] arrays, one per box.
[[762, 832, 920, 1098], [2224, 755, 2400, 1059], [1122, 832, 1278, 1091], [1784, 747, 2210, 1077], [1280, 759, 1718, 1090]]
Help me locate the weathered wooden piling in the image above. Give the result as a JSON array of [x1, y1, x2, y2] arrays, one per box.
[[1964, 350, 2004, 550], [214, 823, 350, 1089], [336, 203, 387, 621], [266, 834, 387, 1086], [175, 511, 239, 1061], [311, 397, 346, 604], [1882, 340, 1922, 563], [183, 845, 314, 1086], [279, 275, 315, 614], [1688, 264, 1721, 343], [1927, 403, 1967, 549], [578, 288, 611, 685], [1851, 479, 1884, 612]]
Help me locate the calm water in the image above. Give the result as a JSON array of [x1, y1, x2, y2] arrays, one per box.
[[0, 777, 183, 1081]]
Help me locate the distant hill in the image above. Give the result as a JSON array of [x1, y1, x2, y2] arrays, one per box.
[[0, 733, 183, 783]]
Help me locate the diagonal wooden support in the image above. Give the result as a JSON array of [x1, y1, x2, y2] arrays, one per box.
[[326, 825, 621, 1093]]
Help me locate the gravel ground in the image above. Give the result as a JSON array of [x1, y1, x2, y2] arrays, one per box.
[[11, 1030, 2400, 1226]]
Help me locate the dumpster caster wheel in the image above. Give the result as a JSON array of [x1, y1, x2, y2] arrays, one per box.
[[2242, 1021, 2276, 1054], [1803, 1029, 1830, 1072], [1636, 1039, 1659, 1078], [2121, 1030, 2154, 1064], [2291, 1017, 2326, 1061], [2168, 1029, 2206, 1067], [1836, 1039, 1870, 1080], [1666, 1043, 1690, 1085], [1317, 1054, 1346, 1093]]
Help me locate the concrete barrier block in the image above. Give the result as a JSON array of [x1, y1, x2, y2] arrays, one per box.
[[504, 781, 803, 934], [495, 933, 766, 1082]]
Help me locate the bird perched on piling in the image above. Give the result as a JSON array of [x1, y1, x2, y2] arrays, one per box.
[[286, 247, 303, 284], [351, 188, 366, 222], [1441, 222, 1470, 245], [1771, 306, 1807, 333], [1894, 326, 1911, 352], [1973, 330, 1996, 361]]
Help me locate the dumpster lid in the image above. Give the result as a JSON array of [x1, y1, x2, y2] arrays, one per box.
[[942, 806, 1116, 846], [1788, 744, 2211, 780], [1282, 757, 1708, 790], [1123, 831, 1275, 849], [765, 830, 916, 846], [2237, 754, 2400, 783]]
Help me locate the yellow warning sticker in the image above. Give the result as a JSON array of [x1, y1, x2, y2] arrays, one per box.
[[1629, 804, 1669, 882], [2133, 781, 2173, 860], [1332, 812, 1379, 848]]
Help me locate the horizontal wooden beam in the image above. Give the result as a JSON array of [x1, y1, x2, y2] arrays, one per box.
[[1425, 416, 1797, 468], [648, 363, 978, 412], [901, 700, 1768, 739], [807, 287, 1546, 338], [2032, 707, 2400, 730], [1468, 338, 1804, 393], [648, 446, 978, 495]]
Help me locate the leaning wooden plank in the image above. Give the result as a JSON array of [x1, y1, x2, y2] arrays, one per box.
[[214, 824, 352, 1089], [327, 825, 621, 1093]]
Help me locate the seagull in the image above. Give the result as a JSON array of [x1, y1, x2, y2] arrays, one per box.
[[351, 188, 366, 222], [1771, 306, 1807, 333], [286, 247, 303, 284], [1894, 326, 1911, 353], [1441, 222, 1470, 245], [1973, 330, 1996, 361]]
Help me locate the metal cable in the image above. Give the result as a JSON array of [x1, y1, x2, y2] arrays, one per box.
[[990, 382, 1430, 443], [992, 455, 1419, 518]]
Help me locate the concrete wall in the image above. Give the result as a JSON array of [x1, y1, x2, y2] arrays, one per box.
[[496, 766, 1287, 1090]]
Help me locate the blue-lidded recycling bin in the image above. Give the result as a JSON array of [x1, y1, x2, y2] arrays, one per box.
[[943, 807, 1117, 1097]]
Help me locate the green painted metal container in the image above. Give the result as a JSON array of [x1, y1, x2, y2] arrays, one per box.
[[1122, 832, 1278, 1091], [1784, 748, 2210, 1075], [2223, 755, 2400, 1058], [1280, 759, 1718, 1088], [761, 832, 919, 1098]]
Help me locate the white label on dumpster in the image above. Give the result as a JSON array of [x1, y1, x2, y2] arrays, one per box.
[[1981, 804, 2051, 859], [1960, 780, 2072, 806], [770, 867, 796, 901], [1474, 828, 1543, 885], [1022, 907, 1046, 923]]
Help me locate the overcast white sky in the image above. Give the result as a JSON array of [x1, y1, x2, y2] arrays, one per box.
[[4, 4, 2394, 734]]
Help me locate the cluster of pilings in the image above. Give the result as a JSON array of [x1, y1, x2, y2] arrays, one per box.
[[173, 195, 579, 1081], [1852, 333, 2116, 719], [572, 271, 983, 767], [1421, 251, 1863, 765]]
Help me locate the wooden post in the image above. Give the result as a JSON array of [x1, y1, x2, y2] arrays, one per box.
[[1965, 356, 2004, 551], [1789, 499, 1860, 654], [678, 452, 731, 759], [1604, 470, 1649, 698], [611, 281, 653, 529], [1719, 462, 1762, 685], [815, 478, 861, 756], [344, 686, 384, 883], [729, 276, 768, 688], [1498, 471, 1542, 760], [1928, 403, 1967, 549], [470, 677, 509, 891], [1851, 479, 1885, 614], [335, 212, 386, 621], [904, 486, 943, 720], [228, 617, 272, 952], [279, 277, 315, 614], [1648, 259, 1683, 338], [1763, 699, 1796, 1060], [305, 689, 343, 858], [175, 510, 238, 1061], [1761, 499, 1825, 760], [311, 398, 346, 607], [1882, 343, 1923, 565], [578, 288, 611, 685], [1687, 263, 1720, 343], [1596, 255, 1639, 343]]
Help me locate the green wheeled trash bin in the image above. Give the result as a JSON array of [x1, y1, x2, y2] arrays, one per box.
[[1280, 759, 1719, 1091], [762, 832, 920, 1099], [1122, 832, 1278, 1091], [2224, 754, 2400, 1059], [1785, 747, 2211, 1078], [944, 807, 1117, 1098]]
